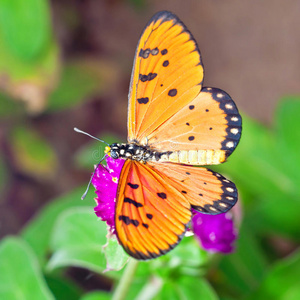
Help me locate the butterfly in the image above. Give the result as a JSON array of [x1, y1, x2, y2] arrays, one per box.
[[104, 11, 241, 260]]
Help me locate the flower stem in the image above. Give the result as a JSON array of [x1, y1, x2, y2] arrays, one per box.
[[112, 258, 139, 300]]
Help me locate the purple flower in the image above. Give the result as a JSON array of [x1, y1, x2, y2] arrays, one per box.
[[92, 156, 124, 233], [92, 156, 238, 253], [192, 209, 237, 254]]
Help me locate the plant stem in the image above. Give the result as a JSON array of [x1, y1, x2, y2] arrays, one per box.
[[112, 258, 139, 300]]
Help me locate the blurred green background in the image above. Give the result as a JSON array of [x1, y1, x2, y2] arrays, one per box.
[[0, 1, 300, 299]]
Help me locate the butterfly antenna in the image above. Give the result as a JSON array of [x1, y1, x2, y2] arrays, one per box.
[[81, 156, 106, 200], [74, 127, 110, 146], [74, 127, 109, 199]]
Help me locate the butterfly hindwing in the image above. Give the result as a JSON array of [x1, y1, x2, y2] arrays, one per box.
[[115, 160, 191, 260], [128, 11, 204, 143], [149, 162, 238, 215], [146, 87, 242, 163]]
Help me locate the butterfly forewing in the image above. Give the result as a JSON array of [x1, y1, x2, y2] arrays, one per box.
[[115, 160, 191, 260], [128, 11, 204, 143]]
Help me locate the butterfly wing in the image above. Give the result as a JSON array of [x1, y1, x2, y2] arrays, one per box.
[[128, 11, 203, 143], [149, 161, 238, 214], [115, 159, 191, 260], [148, 87, 242, 163]]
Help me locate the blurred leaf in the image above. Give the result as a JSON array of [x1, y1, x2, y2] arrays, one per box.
[[22, 187, 95, 265], [216, 103, 300, 240], [0, 0, 51, 61], [0, 237, 54, 300], [80, 291, 111, 300], [0, 91, 25, 116], [276, 96, 300, 156], [47, 207, 108, 274], [103, 235, 129, 272], [275, 97, 300, 181], [129, 0, 146, 9], [166, 236, 209, 271], [10, 125, 57, 178], [48, 59, 119, 112], [218, 223, 268, 296], [0, 153, 8, 197], [149, 236, 209, 280], [45, 274, 82, 300], [155, 281, 178, 300], [75, 133, 122, 170], [247, 249, 300, 300], [0, 0, 59, 113], [130, 275, 162, 300], [216, 115, 279, 199], [176, 276, 218, 300], [154, 276, 218, 300]]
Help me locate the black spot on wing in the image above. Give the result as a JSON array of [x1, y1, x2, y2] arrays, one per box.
[[139, 47, 159, 58], [127, 183, 139, 189], [163, 60, 169, 67], [131, 219, 139, 227], [168, 89, 177, 97], [192, 169, 238, 215], [151, 48, 159, 55], [202, 87, 242, 157], [124, 197, 143, 208], [139, 73, 157, 82], [161, 49, 168, 55], [137, 97, 149, 104], [139, 48, 150, 58], [118, 215, 130, 225], [146, 213, 153, 219], [118, 215, 140, 226], [157, 192, 167, 199]]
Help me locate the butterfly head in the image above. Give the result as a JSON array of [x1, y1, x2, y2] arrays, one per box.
[[106, 144, 120, 159]]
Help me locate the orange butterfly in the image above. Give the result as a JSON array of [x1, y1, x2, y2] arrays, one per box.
[[104, 11, 241, 260]]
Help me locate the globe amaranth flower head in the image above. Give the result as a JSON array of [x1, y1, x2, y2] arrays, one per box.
[[92, 156, 237, 254], [92, 156, 125, 234]]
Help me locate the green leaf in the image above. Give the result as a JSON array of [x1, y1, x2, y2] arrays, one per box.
[[247, 250, 300, 300], [216, 115, 279, 199], [218, 223, 268, 295], [176, 276, 218, 300], [0, 0, 59, 113], [103, 235, 129, 271], [45, 274, 82, 300], [47, 207, 108, 274], [276, 96, 300, 157], [48, 61, 101, 111], [0, 0, 52, 61], [47, 59, 119, 112], [22, 187, 95, 265], [155, 276, 218, 300], [0, 92, 25, 116], [10, 125, 57, 178], [80, 291, 111, 300], [215, 110, 300, 240], [0, 237, 54, 300], [275, 97, 300, 182], [0, 152, 8, 196]]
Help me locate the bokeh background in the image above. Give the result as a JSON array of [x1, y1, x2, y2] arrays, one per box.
[[1, 1, 300, 299]]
